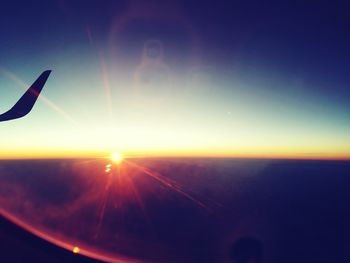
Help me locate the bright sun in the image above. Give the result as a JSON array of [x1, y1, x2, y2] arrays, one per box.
[[111, 152, 124, 163]]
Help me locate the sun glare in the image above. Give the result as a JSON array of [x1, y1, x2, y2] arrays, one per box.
[[72, 246, 80, 254], [111, 152, 123, 163]]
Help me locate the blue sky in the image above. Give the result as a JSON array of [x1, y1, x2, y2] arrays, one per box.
[[0, 0, 349, 159]]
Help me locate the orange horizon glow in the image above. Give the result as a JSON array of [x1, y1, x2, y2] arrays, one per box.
[[0, 148, 349, 161]]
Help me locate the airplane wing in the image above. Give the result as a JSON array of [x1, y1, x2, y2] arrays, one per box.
[[0, 70, 51, 122]]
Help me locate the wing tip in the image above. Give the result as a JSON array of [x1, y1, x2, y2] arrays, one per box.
[[42, 69, 52, 76], [0, 70, 52, 122]]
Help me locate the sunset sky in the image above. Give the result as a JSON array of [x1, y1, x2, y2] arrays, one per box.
[[0, 1, 349, 159]]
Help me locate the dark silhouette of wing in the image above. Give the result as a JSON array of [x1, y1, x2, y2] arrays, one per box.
[[0, 70, 51, 122]]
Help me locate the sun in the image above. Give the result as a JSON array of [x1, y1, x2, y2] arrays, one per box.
[[111, 152, 124, 163]]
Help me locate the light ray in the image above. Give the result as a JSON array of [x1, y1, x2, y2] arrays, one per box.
[[94, 171, 114, 239], [98, 51, 113, 121], [125, 160, 208, 209], [85, 27, 113, 120]]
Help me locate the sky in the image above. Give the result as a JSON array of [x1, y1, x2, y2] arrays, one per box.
[[0, 0, 350, 159]]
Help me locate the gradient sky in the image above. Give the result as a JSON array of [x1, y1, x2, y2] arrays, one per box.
[[0, 0, 350, 159]]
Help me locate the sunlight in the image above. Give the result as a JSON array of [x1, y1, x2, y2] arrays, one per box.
[[111, 152, 123, 164], [72, 246, 80, 254]]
